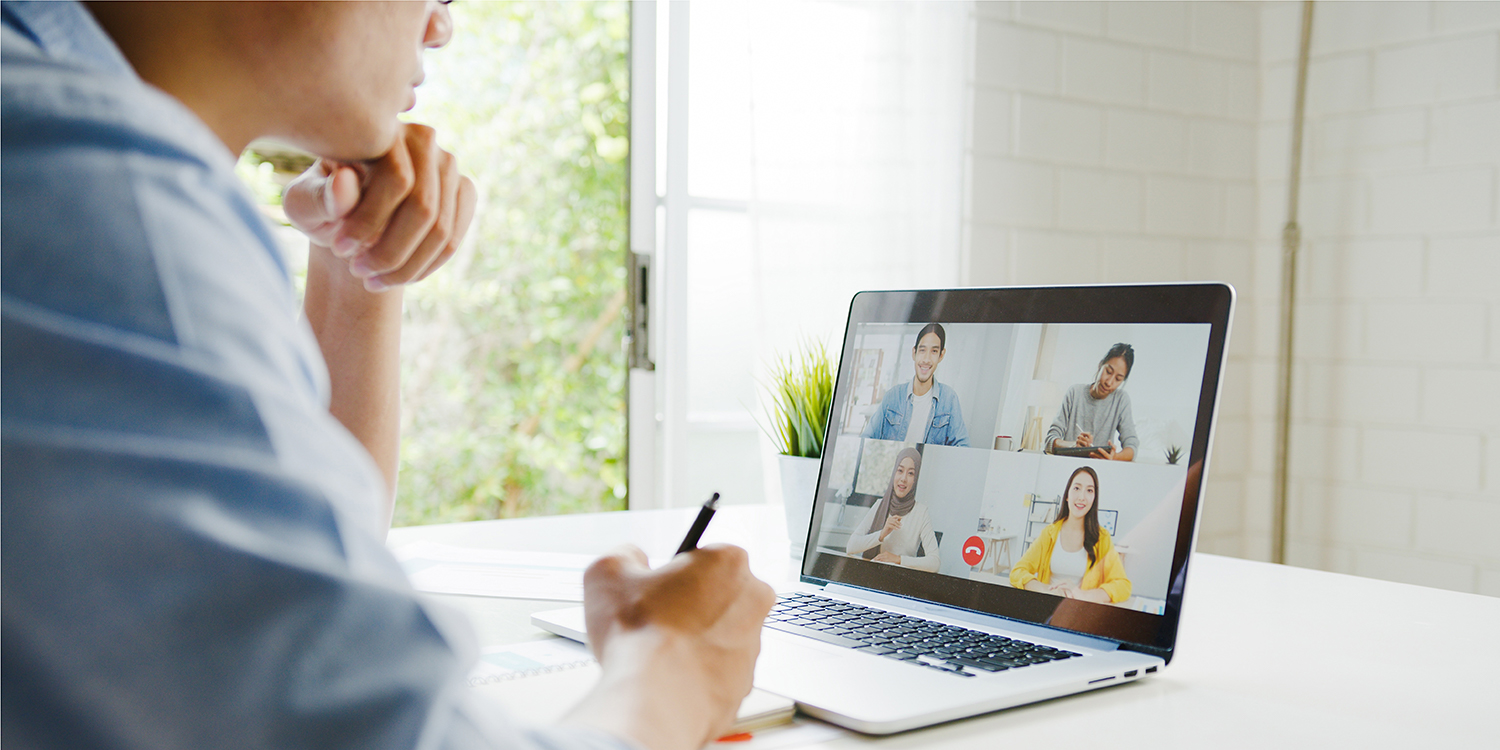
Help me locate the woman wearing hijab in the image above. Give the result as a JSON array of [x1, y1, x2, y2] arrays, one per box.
[[845, 447, 940, 572]]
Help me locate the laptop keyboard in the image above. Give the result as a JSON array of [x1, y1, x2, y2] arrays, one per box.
[[766, 593, 1081, 677]]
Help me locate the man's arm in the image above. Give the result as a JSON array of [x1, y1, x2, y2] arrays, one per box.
[[284, 124, 476, 530], [301, 248, 403, 517]]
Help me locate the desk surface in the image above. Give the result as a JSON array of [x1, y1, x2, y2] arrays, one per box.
[[388, 505, 1495, 748]]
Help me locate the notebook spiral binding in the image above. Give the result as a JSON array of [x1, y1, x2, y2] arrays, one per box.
[[466, 658, 596, 687]]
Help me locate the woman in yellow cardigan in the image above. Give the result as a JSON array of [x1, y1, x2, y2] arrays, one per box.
[[1010, 466, 1131, 604]]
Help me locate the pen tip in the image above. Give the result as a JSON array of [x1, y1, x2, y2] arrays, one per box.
[[708, 492, 720, 509]]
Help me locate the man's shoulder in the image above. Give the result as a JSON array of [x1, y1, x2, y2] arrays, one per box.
[[880, 381, 911, 404], [935, 381, 962, 401], [3, 28, 227, 168], [3, 31, 281, 345]]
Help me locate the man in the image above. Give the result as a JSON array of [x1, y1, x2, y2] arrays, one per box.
[[862, 323, 970, 446], [1, 3, 772, 750]]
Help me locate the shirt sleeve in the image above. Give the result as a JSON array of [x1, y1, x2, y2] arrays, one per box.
[[846, 503, 882, 555], [1114, 392, 1139, 452], [900, 510, 940, 572], [1010, 524, 1055, 590], [862, 386, 896, 441], [3, 398, 640, 750], [1087, 532, 1132, 603], [0, 40, 636, 748], [1044, 388, 1077, 452], [943, 387, 970, 448]]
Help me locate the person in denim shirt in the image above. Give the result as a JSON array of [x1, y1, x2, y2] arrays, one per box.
[[2, 4, 772, 750], [862, 323, 970, 446]]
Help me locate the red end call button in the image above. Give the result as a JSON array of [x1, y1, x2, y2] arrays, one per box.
[[962, 536, 986, 566]]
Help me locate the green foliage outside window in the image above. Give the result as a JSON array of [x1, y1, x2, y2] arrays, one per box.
[[396, 1, 629, 524], [241, 1, 630, 525]]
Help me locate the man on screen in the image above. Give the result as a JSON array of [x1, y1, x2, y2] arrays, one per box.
[[863, 323, 970, 446]]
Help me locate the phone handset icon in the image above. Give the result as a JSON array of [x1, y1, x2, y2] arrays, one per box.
[[962, 536, 986, 566]]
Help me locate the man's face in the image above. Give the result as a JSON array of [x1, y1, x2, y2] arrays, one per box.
[[254, 1, 453, 160], [912, 332, 945, 385]]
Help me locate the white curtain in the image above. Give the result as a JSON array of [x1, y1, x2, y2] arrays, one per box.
[[674, 0, 971, 505]]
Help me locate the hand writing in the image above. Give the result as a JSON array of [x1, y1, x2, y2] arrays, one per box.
[[572, 544, 775, 750]]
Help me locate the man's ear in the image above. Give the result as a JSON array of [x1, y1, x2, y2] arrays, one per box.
[[935, 348, 945, 364]]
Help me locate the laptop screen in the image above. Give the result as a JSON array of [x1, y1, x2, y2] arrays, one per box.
[[802, 285, 1233, 658]]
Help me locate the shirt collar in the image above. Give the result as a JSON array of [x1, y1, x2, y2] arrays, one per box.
[[907, 378, 938, 401], [2, 0, 136, 78]]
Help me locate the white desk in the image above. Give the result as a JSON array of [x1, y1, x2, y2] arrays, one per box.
[[388, 505, 1495, 748]]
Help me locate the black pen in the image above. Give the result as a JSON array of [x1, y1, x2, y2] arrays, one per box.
[[675, 492, 720, 555]]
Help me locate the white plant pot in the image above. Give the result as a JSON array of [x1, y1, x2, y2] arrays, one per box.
[[778, 454, 821, 560]]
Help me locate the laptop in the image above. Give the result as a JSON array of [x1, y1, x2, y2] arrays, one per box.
[[537, 283, 1235, 734]]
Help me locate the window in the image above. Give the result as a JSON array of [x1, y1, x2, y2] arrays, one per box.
[[241, 1, 632, 524], [638, 1, 969, 508]]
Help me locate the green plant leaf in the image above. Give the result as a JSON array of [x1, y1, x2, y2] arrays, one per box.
[[756, 339, 835, 459]]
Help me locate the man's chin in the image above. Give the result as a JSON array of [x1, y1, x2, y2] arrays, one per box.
[[286, 121, 401, 163]]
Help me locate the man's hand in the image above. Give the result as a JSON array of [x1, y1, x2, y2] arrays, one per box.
[[872, 552, 902, 564], [283, 122, 476, 292], [568, 544, 775, 750]]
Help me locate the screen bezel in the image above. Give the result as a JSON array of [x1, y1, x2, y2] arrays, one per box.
[[800, 283, 1234, 661]]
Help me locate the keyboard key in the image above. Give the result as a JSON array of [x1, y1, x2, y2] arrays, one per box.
[[765, 594, 1073, 679], [946, 657, 1004, 672], [766, 621, 865, 649]]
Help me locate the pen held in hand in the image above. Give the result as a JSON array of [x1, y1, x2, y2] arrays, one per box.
[[676, 492, 720, 555]]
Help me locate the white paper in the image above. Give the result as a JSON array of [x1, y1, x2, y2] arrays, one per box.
[[467, 638, 596, 686], [395, 540, 594, 601]]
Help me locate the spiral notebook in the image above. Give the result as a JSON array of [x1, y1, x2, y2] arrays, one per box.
[[468, 638, 796, 734]]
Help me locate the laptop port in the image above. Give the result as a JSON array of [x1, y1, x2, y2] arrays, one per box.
[[1124, 670, 1137, 677], [1145, 666, 1157, 673]]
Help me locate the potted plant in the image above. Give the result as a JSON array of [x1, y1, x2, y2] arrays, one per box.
[[1165, 445, 1183, 465], [759, 340, 834, 558]]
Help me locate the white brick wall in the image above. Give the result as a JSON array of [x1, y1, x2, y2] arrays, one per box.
[[1263, 0, 1500, 595], [963, 0, 1500, 596], [963, 0, 1262, 557]]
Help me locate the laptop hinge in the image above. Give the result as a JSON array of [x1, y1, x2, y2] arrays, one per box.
[[820, 583, 1121, 653]]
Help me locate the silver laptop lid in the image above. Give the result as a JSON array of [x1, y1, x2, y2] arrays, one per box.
[[801, 284, 1234, 662]]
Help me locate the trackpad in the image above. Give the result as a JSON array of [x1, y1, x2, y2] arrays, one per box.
[[758, 636, 836, 669], [755, 634, 871, 699]]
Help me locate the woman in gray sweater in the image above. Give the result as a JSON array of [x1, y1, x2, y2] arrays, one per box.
[[1045, 343, 1138, 462]]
